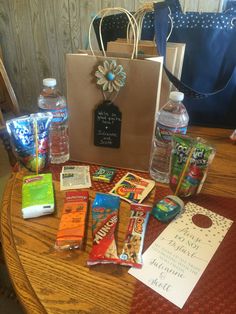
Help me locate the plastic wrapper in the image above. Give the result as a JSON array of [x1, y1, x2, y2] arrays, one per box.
[[87, 193, 120, 265], [170, 135, 216, 197], [92, 166, 116, 183], [22, 173, 54, 219], [55, 191, 89, 250], [6, 112, 53, 172], [119, 203, 151, 268]]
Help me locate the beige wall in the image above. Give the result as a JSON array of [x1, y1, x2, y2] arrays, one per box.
[[0, 0, 222, 112]]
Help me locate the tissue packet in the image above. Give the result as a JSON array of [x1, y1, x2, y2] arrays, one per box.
[[22, 173, 54, 219]]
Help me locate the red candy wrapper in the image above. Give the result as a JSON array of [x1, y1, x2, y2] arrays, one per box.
[[87, 193, 120, 266], [119, 203, 152, 268]]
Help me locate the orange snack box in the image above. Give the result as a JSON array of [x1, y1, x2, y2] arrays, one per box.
[[55, 191, 89, 250]]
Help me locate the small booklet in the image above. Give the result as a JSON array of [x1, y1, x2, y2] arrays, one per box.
[[22, 173, 54, 219], [109, 172, 155, 203]]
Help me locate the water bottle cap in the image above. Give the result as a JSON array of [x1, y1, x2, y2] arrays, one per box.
[[43, 78, 57, 87], [169, 91, 184, 102]]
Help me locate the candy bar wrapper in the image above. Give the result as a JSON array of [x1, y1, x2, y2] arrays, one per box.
[[109, 172, 155, 203], [119, 203, 152, 268], [92, 167, 116, 183], [170, 135, 216, 197], [87, 193, 120, 266], [55, 191, 89, 250]]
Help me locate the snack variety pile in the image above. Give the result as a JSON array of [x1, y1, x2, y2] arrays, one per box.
[[13, 112, 216, 269]]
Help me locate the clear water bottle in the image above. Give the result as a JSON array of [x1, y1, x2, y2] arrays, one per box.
[[149, 91, 189, 183], [38, 78, 69, 164]]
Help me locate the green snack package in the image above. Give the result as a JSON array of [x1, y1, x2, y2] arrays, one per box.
[[170, 135, 216, 197], [22, 173, 54, 219], [92, 167, 116, 183]]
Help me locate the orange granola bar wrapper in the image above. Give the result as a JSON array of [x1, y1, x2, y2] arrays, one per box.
[[55, 191, 89, 250]]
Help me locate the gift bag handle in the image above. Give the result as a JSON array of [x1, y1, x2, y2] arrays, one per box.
[[89, 7, 139, 59], [127, 2, 173, 42], [154, 1, 236, 99]]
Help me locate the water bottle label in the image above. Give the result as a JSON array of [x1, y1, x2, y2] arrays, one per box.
[[50, 108, 68, 123], [156, 123, 187, 142]]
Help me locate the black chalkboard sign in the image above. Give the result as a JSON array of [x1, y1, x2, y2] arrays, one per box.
[[94, 101, 122, 148]]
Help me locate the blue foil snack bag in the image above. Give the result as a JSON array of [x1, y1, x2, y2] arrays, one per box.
[[6, 112, 53, 172], [87, 193, 120, 266]]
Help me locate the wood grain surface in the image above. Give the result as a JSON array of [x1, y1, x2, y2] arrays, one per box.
[[1, 127, 235, 314]]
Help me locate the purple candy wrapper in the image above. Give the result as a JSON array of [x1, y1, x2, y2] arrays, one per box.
[[6, 112, 53, 172]]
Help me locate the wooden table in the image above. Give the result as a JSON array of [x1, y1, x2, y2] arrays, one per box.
[[1, 127, 236, 314]]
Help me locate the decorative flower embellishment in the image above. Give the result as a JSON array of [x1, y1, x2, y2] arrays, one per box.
[[95, 60, 126, 93]]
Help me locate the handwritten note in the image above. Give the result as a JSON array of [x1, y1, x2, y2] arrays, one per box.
[[94, 102, 122, 148], [129, 202, 233, 308]]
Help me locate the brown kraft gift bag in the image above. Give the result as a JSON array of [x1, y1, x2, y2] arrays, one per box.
[[66, 8, 163, 172], [106, 4, 185, 107]]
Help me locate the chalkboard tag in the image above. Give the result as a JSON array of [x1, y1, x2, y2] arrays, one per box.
[[94, 101, 122, 148]]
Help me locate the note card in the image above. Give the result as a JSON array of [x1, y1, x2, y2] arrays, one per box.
[[129, 202, 233, 308]]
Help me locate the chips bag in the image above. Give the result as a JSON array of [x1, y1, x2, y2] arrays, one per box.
[[87, 193, 120, 265]]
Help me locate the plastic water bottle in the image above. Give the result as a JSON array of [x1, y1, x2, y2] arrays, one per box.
[[38, 78, 69, 164], [149, 91, 189, 183]]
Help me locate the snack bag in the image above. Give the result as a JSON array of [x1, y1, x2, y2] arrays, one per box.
[[170, 135, 216, 197], [119, 203, 152, 268], [87, 193, 120, 265], [55, 191, 89, 250]]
